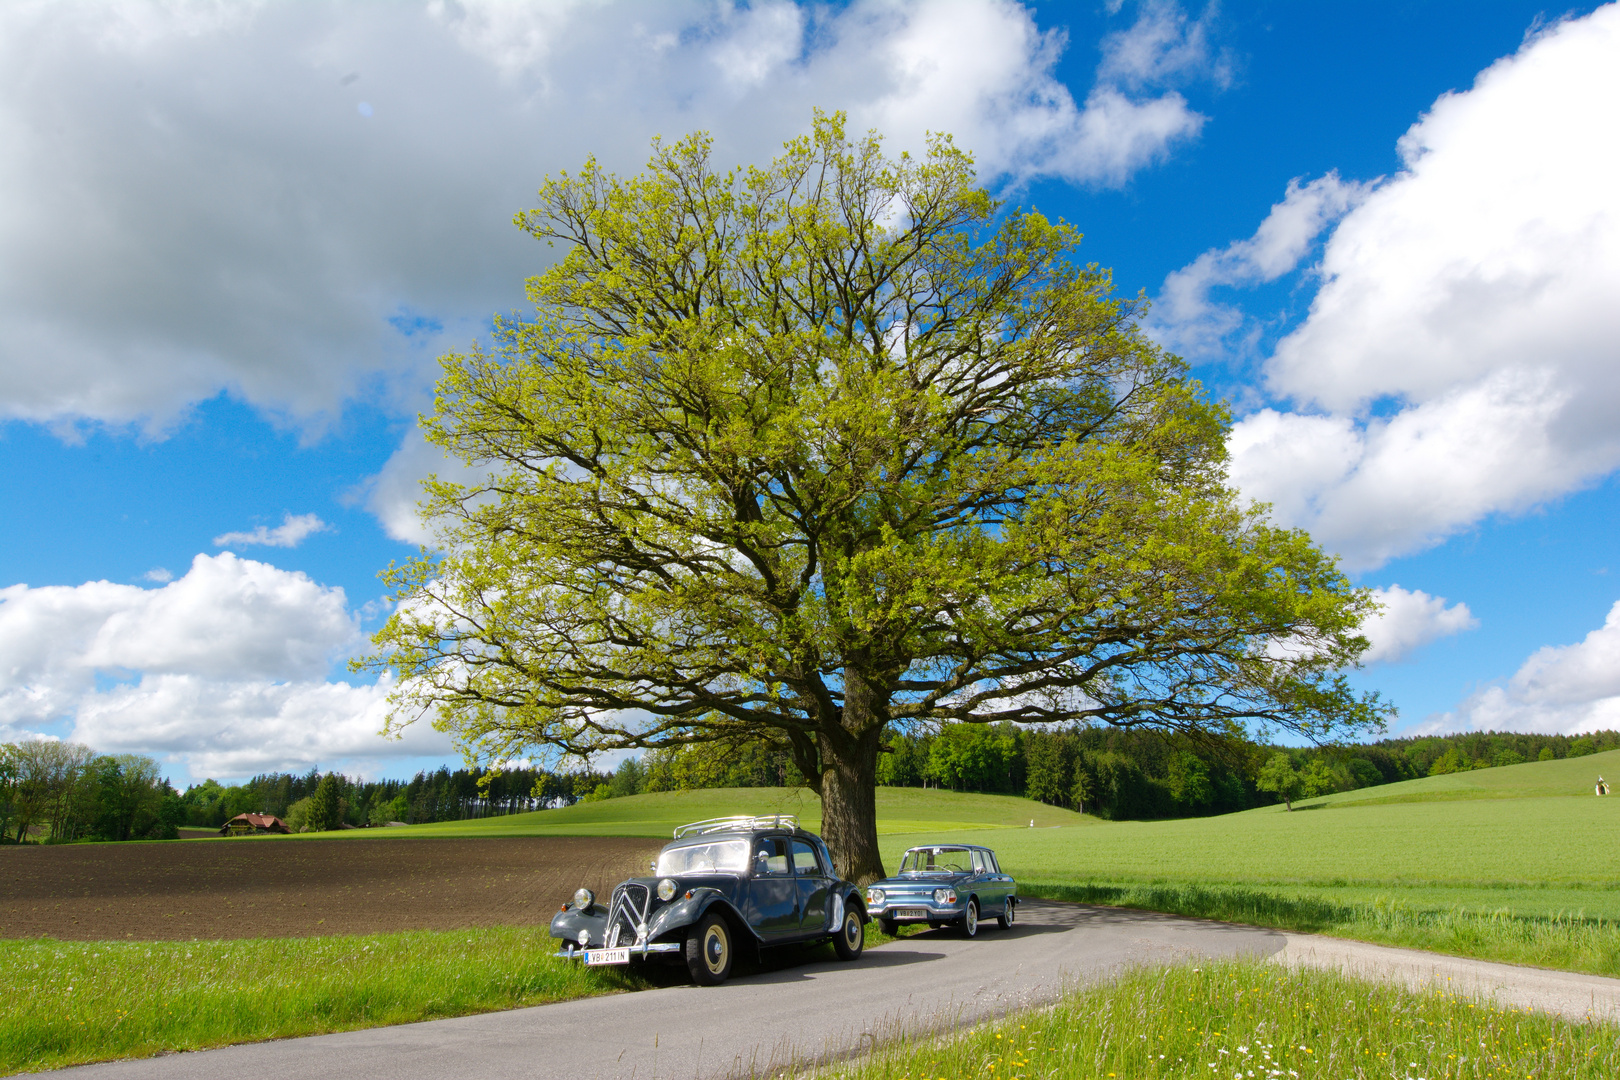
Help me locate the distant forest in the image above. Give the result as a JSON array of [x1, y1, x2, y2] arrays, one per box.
[[6, 727, 1617, 842], [594, 725, 1620, 822], [175, 764, 614, 832]]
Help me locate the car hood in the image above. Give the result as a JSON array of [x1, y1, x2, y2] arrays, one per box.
[[868, 871, 973, 891]]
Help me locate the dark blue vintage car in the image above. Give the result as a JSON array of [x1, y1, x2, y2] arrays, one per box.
[[864, 843, 1018, 937], [550, 815, 868, 985]]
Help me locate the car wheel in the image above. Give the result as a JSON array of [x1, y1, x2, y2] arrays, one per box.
[[963, 898, 979, 937], [878, 916, 899, 937], [996, 898, 1015, 930], [832, 905, 865, 960], [684, 912, 733, 985]]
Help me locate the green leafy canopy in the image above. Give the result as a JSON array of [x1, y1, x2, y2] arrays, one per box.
[[357, 111, 1389, 873]]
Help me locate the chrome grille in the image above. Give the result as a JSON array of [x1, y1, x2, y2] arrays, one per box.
[[608, 882, 652, 947]]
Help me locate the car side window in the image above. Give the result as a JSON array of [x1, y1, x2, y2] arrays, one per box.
[[971, 849, 988, 873], [790, 839, 822, 875], [755, 838, 790, 876], [986, 851, 1001, 874]]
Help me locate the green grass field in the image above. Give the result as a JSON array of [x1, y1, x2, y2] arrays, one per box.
[[865, 750, 1620, 973], [335, 784, 1092, 839], [12, 752, 1620, 1071], [0, 926, 642, 1075], [794, 958, 1620, 1079]]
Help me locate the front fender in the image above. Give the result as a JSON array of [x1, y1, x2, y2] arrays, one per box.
[[550, 904, 608, 946], [646, 889, 757, 943]]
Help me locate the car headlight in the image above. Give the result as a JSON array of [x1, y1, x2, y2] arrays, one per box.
[[576, 928, 590, 945], [933, 887, 957, 904], [657, 878, 678, 902], [573, 887, 595, 910], [867, 888, 885, 906]]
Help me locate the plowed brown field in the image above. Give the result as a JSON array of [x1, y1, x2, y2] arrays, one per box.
[[0, 836, 662, 942]]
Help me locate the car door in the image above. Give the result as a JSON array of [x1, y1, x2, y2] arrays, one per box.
[[745, 837, 800, 938], [790, 838, 830, 933], [975, 849, 1013, 914], [970, 848, 1004, 911]]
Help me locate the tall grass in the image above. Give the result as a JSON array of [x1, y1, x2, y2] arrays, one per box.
[[786, 958, 1620, 1079], [0, 927, 643, 1075], [1025, 880, 1620, 976]]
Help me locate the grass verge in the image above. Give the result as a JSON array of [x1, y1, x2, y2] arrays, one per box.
[[1023, 881, 1620, 977], [0, 926, 643, 1075], [788, 958, 1620, 1079]]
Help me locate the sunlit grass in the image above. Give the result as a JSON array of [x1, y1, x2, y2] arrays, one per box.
[[1014, 881, 1620, 978], [789, 958, 1620, 1079], [0, 927, 643, 1075]]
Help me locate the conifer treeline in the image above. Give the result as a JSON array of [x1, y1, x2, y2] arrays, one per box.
[[11, 728, 1615, 842], [596, 726, 1620, 820]]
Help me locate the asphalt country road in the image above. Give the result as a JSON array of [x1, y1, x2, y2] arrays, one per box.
[[41, 900, 1620, 1080]]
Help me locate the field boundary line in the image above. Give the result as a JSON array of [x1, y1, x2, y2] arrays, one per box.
[[1273, 932, 1620, 1023]]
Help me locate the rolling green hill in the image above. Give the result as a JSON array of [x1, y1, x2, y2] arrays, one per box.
[[1284, 747, 1620, 807], [373, 785, 1091, 839], [875, 749, 1620, 916]]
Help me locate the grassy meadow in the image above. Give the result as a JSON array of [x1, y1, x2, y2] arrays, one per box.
[[867, 749, 1620, 974], [0, 926, 642, 1075], [792, 957, 1620, 1080], [10, 749, 1619, 1071], [344, 784, 1092, 839]]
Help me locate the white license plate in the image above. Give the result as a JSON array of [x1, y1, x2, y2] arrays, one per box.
[[584, 947, 630, 966], [896, 908, 929, 918]]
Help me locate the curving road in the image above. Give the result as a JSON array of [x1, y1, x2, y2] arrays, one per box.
[[44, 901, 1620, 1080]]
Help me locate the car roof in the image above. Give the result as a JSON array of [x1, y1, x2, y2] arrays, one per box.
[[663, 816, 825, 847], [901, 843, 996, 853]]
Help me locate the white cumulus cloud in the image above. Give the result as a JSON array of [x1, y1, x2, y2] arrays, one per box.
[[213, 512, 331, 549], [0, 0, 1215, 435], [1151, 172, 1370, 359], [1359, 585, 1478, 664], [1207, 5, 1620, 568], [0, 552, 448, 779], [1443, 599, 1620, 735]]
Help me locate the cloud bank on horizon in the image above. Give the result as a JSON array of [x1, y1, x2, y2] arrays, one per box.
[[3, 0, 1619, 779], [0, 553, 452, 778]]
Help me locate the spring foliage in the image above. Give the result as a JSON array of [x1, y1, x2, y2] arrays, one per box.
[[361, 113, 1388, 880]]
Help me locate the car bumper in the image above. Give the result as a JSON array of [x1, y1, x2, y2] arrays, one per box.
[[554, 941, 684, 961], [867, 900, 966, 922]]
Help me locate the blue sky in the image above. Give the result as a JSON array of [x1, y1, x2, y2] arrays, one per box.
[[2, 0, 1616, 786]]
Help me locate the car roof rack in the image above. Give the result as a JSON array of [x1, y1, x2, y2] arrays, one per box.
[[672, 814, 799, 839]]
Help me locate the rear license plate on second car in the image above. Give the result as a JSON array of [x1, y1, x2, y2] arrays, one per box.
[[897, 908, 928, 918], [585, 947, 630, 966]]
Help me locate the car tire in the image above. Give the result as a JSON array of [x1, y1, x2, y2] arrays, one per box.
[[962, 898, 979, 938], [996, 898, 1015, 930], [878, 916, 899, 937], [684, 912, 733, 985], [832, 905, 865, 961]]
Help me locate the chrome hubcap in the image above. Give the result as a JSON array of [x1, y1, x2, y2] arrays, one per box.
[[704, 925, 727, 972]]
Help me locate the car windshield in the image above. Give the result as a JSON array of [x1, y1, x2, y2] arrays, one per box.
[[655, 840, 751, 875], [899, 847, 973, 874]]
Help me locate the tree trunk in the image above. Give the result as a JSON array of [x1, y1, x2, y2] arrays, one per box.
[[818, 723, 886, 885]]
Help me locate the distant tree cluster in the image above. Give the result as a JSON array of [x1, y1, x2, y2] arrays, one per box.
[[579, 725, 1620, 820], [1375, 730, 1619, 775], [0, 742, 182, 844], [176, 764, 613, 832]]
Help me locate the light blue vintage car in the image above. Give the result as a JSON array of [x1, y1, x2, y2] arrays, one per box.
[[863, 843, 1018, 937]]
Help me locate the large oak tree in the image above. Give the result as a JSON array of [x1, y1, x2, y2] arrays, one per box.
[[362, 114, 1389, 883]]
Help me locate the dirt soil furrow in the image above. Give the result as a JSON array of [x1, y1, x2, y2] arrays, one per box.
[[0, 836, 663, 941]]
